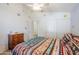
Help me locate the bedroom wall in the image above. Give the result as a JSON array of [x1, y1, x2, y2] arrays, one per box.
[[32, 11, 71, 38], [71, 5, 79, 35], [0, 4, 33, 53]]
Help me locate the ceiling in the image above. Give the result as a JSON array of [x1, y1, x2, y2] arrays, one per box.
[[24, 3, 79, 12]]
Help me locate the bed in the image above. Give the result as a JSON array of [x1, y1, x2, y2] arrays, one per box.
[[12, 33, 79, 55]]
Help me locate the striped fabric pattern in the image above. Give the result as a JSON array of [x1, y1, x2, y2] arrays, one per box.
[[12, 33, 79, 55]]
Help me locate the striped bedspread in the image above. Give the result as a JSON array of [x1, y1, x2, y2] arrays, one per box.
[[12, 34, 79, 55]]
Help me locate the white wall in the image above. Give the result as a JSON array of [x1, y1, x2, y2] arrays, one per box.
[[71, 4, 79, 35], [32, 12, 71, 38], [0, 4, 33, 53]]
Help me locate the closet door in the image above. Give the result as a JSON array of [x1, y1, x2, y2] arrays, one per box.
[[32, 12, 71, 38], [56, 13, 71, 38]]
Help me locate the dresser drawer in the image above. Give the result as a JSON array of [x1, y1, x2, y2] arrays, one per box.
[[8, 33, 24, 50]]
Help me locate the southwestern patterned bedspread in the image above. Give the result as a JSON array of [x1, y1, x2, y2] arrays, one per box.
[[12, 33, 79, 55]]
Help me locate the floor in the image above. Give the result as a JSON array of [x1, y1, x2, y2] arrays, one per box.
[[0, 50, 12, 55]]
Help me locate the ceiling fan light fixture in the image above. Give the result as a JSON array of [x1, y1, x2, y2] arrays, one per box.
[[27, 3, 44, 11]]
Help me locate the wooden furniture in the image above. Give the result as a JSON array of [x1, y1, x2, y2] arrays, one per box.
[[8, 33, 24, 50]]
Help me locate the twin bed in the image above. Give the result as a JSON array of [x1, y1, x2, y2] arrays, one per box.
[[12, 33, 79, 55]]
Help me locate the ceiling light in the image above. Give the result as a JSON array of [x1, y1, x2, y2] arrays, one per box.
[[27, 3, 44, 11]]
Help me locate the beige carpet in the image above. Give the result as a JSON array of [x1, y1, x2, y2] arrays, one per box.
[[0, 50, 12, 55]]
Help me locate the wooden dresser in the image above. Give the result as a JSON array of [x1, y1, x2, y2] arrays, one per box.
[[8, 33, 24, 50]]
